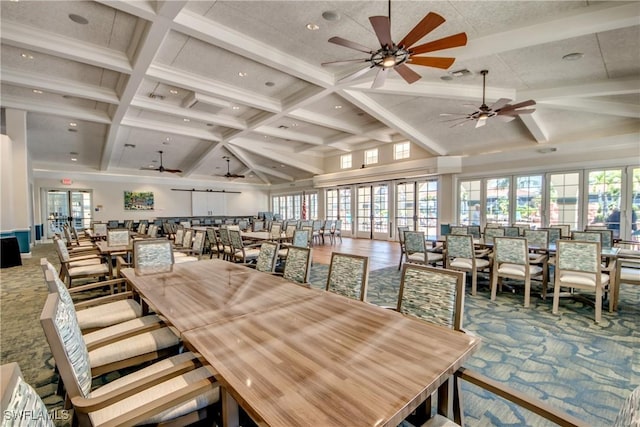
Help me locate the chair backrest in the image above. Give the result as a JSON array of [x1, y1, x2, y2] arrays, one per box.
[[285, 224, 297, 238], [467, 225, 481, 238], [524, 229, 549, 250], [503, 226, 520, 237], [182, 229, 194, 248], [147, 224, 158, 238], [404, 231, 426, 255], [551, 224, 571, 237], [133, 239, 174, 274], [312, 220, 323, 232], [138, 222, 147, 235], [283, 247, 312, 284], [40, 293, 91, 400], [238, 220, 248, 231], [93, 223, 107, 236], [270, 223, 282, 240], [446, 234, 474, 259], [191, 231, 206, 255], [326, 253, 369, 301], [0, 363, 55, 427], [174, 228, 185, 245], [219, 228, 231, 248], [63, 224, 74, 244], [292, 230, 309, 248], [483, 227, 505, 244], [591, 229, 613, 249], [54, 237, 71, 262], [585, 225, 608, 231], [301, 226, 314, 245], [572, 231, 601, 243], [397, 264, 465, 331], [397, 226, 409, 243], [494, 237, 528, 265], [450, 226, 469, 235], [542, 227, 561, 245], [334, 220, 342, 232], [255, 242, 279, 272], [228, 229, 244, 250], [614, 385, 640, 427], [107, 229, 130, 247], [43, 267, 74, 308], [556, 240, 601, 274], [253, 220, 264, 232], [123, 220, 133, 230], [107, 220, 119, 229], [513, 224, 531, 236], [180, 221, 191, 229]]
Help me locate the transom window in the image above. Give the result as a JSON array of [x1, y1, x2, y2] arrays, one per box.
[[364, 149, 378, 165], [394, 142, 410, 160], [340, 154, 352, 169]]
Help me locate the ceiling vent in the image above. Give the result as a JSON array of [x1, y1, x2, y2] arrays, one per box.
[[278, 125, 289, 129], [448, 69, 473, 78], [182, 92, 231, 114], [124, 143, 136, 148], [148, 93, 165, 100]]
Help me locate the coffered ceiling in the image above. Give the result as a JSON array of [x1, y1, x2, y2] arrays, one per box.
[[1, 1, 638, 186]]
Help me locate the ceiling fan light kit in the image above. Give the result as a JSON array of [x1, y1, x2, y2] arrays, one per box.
[[217, 156, 245, 179], [141, 150, 182, 173], [323, 0, 467, 88]]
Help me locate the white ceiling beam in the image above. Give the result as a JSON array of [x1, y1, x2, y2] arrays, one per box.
[[224, 145, 271, 184], [1, 68, 120, 105], [0, 21, 132, 74], [519, 78, 640, 101], [1, 95, 111, 124], [131, 96, 246, 129], [100, 1, 188, 171], [95, 0, 157, 21], [539, 99, 640, 118], [340, 90, 448, 156], [229, 139, 325, 175], [120, 116, 221, 141], [256, 126, 325, 146], [519, 112, 549, 143], [454, 2, 640, 61], [251, 165, 294, 181], [288, 109, 368, 135]]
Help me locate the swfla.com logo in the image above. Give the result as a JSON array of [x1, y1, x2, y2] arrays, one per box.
[[3, 409, 71, 422]]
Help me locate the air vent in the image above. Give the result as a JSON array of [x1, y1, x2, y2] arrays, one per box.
[[448, 69, 472, 78], [278, 125, 289, 129], [148, 93, 165, 100], [67, 128, 77, 132], [124, 143, 136, 148]]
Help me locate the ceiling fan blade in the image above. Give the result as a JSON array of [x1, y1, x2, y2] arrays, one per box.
[[496, 115, 517, 122], [440, 112, 467, 117], [499, 99, 536, 112], [321, 58, 370, 66], [408, 56, 456, 69], [450, 119, 470, 128], [489, 98, 512, 111], [394, 64, 421, 84], [410, 32, 468, 55], [371, 68, 389, 89], [398, 12, 445, 49], [328, 36, 373, 54], [369, 16, 393, 48], [338, 65, 375, 83], [475, 116, 488, 128], [164, 168, 182, 173], [140, 167, 159, 171], [499, 108, 536, 117]]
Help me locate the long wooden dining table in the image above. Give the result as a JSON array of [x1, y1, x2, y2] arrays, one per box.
[[121, 259, 480, 427]]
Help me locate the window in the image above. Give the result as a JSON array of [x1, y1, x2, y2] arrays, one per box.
[[459, 180, 481, 226], [394, 142, 410, 160], [272, 193, 312, 220], [340, 154, 352, 169], [549, 172, 579, 230], [326, 188, 352, 232], [364, 149, 378, 165], [486, 178, 510, 225], [515, 175, 543, 229], [417, 180, 438, 240], [396, 182, 415, 231]]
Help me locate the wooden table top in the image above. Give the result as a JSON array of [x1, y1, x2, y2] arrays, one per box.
[[184, 292, 480, 427], [121, 260, 321, 333], [240, 231, 287, 241]]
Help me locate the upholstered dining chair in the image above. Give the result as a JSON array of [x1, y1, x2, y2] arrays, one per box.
[[252, 220, 265, 232], [467, 225, 481, 239], [490, 237, 544, 308], [614, 257, 640, 311], [397, 264, 466, 331], [39, 294, 219, 427], [551, 224, 571, 238], [281, 246, 313, 286], [270, 223, 282, 241], [92, 223, 107, 237], [571, 230, 601, 243], [278, 229, 309, 260], [483, 226, 505, 245], [445, 234, 491, 296], [397, 226, 409, 270], [503, 226, 520, 237], [229, 229, 261, 264], [404, 231, 444, 268], [41, 259, 141, 333], [552, 240, 611, 323], [54, 238, 111, 287], [253, 241, 279, 273], [173, 228, 185, 247], [133, 239, 197, 275], [175, 230, 206, 258], [450, 226, 469, 235], [524, 228, 550, 297], [206, 228, 222, 259], [326, 253, 369, 301], [63, 224, 93, 248]]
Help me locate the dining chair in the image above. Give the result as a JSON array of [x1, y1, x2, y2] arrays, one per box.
[[450, 226, 469, 235], [252, 220, 265, 232], [173, 228, 185, 246], [332, 219, 343, 243], [41, 259, 141, 333], [551, 224, 571, 238], [404, 231, 444, 267], [571, 230, 601, 243], [54, 238, 112, 287], [270, 223, 282, 241], [552, 240, 611, 323], [39, 294, 219, 427], [491, 237, 544, 307], [207, 227, 222, 259], [614, 257, 640, 311], [175, 230, 206, 258], [467, 225, 481, 239], [312, 220, 323, 244], [229, 229, 261, 263], [1, 363, 56, 427], [253, 241, 279, 273], [278, 229, 310, 260], [93, 223, 108, 237], [524, 228, 550, 297], [397, 264, 465, 331], [397, 226, 409, 270], [512, 223, 531, 236], [503, 226, 520, 237], [445, 234, 491, 296], [326, 253, 369, 301], [133, 239, 198, 274], [282, 246, 313, 285], [483, 226, 505, 244], [63, 224, 93, 248]]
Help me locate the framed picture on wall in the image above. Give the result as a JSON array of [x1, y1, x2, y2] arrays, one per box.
[[124, 191, 154, 210]]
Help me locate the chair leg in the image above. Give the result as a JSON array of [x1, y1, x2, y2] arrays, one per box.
[[490, 270, 498, 301], [524, 277, 531, 308], [471, 270, 477, 296], [552, 280, 561, 315], [595, 285, 602, 323]]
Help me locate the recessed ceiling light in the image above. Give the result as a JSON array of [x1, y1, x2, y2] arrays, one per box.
[[69, 122, 77, 127], [71, 157, 78, 162], [183, 118, 190, 122], [537, 147, 558, 154], [562, 52, 584, 61], [232, 106, 240, 110], [334, 105, 342, 109], [165, 137, 171, 141], [238, 72, 247, 77], [291, 123, 298, 127], [265, 81, 275, 87], [280, 164, 285, 168], [322, 11, 340, 21], [169, 89, 179, 95], [20, 53, 34, 59], [264, 135, 270, 139], [68, 13, 89, 25], [32, 89, 43, 94], [306, 23, 319, 31]]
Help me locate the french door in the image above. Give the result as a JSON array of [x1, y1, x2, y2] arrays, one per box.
[[45, 189, 92, 238], [396, 180, 438, 240], [356, 184, 389, 239]]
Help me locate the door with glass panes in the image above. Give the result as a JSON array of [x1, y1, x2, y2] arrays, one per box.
[[45, 189, 92, 238], [356, 184, 389, 239]]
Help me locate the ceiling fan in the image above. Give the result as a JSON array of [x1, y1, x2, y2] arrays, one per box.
[[140, 150, 182, 173], [322, 1, 467, 88], [217, 156, 245, 179], [441, 70, 536, 128]]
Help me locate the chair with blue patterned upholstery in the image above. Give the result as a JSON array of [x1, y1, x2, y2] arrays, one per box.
[[397, 226, 409, 270], [467, 225, 481, 239], [398, 264, 465, 331], [326, 253, 369, 302], [404, 231, 444, 268], [282, 246, 313, 286], [252, 241, 279, 273], [450, 226, 469, 236], [483, 226, 505, 245], [229, 229, 261, 264], [552, 240, 611, 323], [524, 228, 550, 297], [445, 234, 491, 296], [490, 237, 544, 307], [39, 293, 219, 427]]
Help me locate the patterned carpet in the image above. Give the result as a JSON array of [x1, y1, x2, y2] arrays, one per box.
[[1, 243, 638, 426]]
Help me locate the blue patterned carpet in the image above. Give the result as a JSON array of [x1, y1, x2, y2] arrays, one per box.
[[310, 264, 640, 426]]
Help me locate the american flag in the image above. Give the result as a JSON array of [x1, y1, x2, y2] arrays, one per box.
[[301, 192, 307, 220]]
